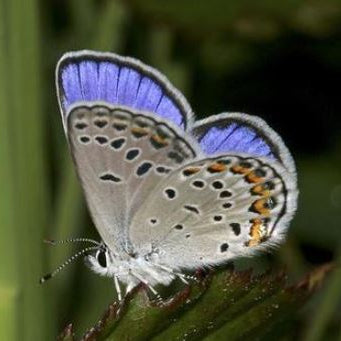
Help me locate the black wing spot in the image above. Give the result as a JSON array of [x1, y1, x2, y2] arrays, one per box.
[[94, 120, 108, 128], [220, 243, 229, 252], [186, 233, 191, 238], [136, 162, 153, 176], [110, 138, 126, 150], [79, 136, 90, 144], [174, 224, 183, 230], [126, 149, 140, 161], [191, 180, 205, 189], [222, 202, 232, 209], [213, 215, 223, 222], [212, 180, 224, 190], [230, 223, 241, 236], [219, 190, 232, 198], [184, 205, 200, 214], [149, 218, 158, 225], [95, 136, 108, 145], [75, 122, 88, 130], [99, 173, 121, 182], [164, 188, 176, 199], [156, 166, 171, 174]]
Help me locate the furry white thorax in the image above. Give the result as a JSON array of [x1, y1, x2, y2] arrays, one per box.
[[86, 248, 177, 295]]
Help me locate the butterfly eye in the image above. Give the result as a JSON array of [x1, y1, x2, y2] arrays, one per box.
[[97, 250, 107, 268]]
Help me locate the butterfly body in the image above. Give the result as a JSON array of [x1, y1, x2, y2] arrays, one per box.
[[55, 50, 298, 299]]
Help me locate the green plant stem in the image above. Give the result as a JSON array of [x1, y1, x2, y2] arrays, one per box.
[[0, 2, 19, 340], [2, 0, 52, 339]]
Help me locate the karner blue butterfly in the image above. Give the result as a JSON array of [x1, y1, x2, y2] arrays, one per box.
[[41, 50, 298, 302]]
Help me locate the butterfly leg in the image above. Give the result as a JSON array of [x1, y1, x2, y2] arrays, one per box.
[[114, 275, 122, 302], [130, 271, 163, 305], [152, 263, 197, 285]]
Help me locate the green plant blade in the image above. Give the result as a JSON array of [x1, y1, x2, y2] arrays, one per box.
[[61, 264, 332, 341]]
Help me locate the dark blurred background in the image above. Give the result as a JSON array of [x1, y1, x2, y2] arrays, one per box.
[[0, 0, 340, 340]]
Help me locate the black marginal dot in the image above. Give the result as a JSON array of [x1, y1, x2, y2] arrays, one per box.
[[220, 243, 229, 252], [112, 123, 127, 131], [80, 136, 90, 143], [254, 168, 267, 177], [212, 181, 224, 190], [184, 205, 200, 214], [100, 173, 121, 182], [149, 218, 158, 225], [174, 224, 183, 230], [126, 149, 140, 161], [168, 151, 184, 164], [218, 159, 231, 165], [230, 223, 241, 236], [222, 202, 232, 209], [94, 120, 108, 128], [186, 234, 191, 238], [75, 122, 88, 130], [214, 215, 223, 222], [164, 188, 176, 199], [263, 181, 275, 190], [183, 169, 199, 177], [264, 197, 277, 209], [110, 138, 126, 149], [239, 161, 253, 168], [95, 111, 107, 117], [219, 190, 232, 198], [95, 136, 108, 145], [150, 137, 167, 149], [192, 180, 205, 189], [136, 162, 153, 176], [76, 112, 85, 119]]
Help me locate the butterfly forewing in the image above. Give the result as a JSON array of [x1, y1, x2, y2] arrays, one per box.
[[129, 154, 297, 268], [67, 103, 200, 252]]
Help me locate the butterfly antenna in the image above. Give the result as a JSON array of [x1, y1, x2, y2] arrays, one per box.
[[39, 246, 99, 284], [44, 237, 100, 247]]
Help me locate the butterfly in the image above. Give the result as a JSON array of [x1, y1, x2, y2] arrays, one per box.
[[42, 50, 298, 301]]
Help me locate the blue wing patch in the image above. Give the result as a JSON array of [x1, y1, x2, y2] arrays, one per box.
[[191, 113, 296, 173], [56, 50, 193, 129]]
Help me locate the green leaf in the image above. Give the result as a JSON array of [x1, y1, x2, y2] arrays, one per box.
[[62, 264, 332, 340]]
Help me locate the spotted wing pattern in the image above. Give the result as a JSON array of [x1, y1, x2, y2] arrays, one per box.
[[129, 154, 297, 269], [67, 103, 200, 252]]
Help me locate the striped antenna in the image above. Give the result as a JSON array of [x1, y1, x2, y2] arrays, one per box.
[[44, 237, 100, 246], [39, 246, 99, 284]]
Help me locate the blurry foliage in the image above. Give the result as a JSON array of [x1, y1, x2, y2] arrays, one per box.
[[0, 0, 340, 340]]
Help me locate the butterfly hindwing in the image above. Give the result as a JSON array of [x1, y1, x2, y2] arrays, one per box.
[[129, 154, 297, 269], [67, 103, 200, 252], [192, 112, 296, 174], [57, 50, 193, 132]]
